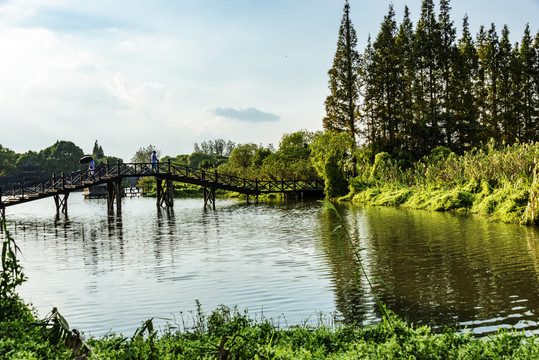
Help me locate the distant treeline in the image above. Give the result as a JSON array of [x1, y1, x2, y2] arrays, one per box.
[[0, 140, 120, 177], [193, 139, 236, 157], [325, 0, 539, 162]]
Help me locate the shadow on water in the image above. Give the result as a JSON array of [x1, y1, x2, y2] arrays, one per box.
[[318, 203, 539, 335]]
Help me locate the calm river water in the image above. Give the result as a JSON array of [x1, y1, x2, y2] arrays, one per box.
[[3, 194, 539, 337]]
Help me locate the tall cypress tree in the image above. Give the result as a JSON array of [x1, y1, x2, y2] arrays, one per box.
[[438, 0, 458, 147], [533, 31, 539, 140], [92, 140, 105, 159], [452, 15, 480, 151], [485, 24, 501, 139], [371, 5, 399, 152], [497, 25, 514, 142], [413, 0, 442, 151], [475, 25, 490, 139], [519, 24, 537, 141], [438, 0, 457, 106], [510, 40, 525, 139], [323, 0, 361, 145], [395, 6, 415, 155], [360, 36, 378, 147]]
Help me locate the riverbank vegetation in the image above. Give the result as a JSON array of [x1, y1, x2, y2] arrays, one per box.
[[158, 131, 539, 225], [346, 140, 539, 225], [8, 304, 539, 359]]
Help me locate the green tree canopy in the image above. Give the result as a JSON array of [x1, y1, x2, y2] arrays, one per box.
[[131, 145, 161, 164], [252, 148, 273, 168], [277, 130, 315, 161], [310, 131, 355, 179], [15, 151, 41, 171], [101, 156, 123, 166], [187, 152, 216, 169], [310, 131, 354, 198], [229, 143, 258, 169], [254, 131, 318, 180], [39, 140, 84, 174], [0, 145, 17, 176]]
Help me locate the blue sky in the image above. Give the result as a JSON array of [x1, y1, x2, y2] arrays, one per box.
[[1, 0, 538, 161]]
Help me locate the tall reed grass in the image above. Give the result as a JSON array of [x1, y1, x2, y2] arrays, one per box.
[[350, 140, 539, 224]]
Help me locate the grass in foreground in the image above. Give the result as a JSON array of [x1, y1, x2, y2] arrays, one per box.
[[3, 301, 539, 359]]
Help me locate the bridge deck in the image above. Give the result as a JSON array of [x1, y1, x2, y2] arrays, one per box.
[[0, 161, 324, 208]]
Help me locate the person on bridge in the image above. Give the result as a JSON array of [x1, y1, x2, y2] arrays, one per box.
[[88, 159, 95, 179], [151, 151, 158, 172]]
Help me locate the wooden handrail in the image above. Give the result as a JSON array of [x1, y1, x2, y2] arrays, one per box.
[[0, 161, 324, 207]]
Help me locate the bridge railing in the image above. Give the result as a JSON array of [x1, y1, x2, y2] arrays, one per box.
[[166, 163, 260, 191], [0, 165, 113, 203], [1, 160, 324, 205], [256, 179, 325, 193], [117, 162, 151, 176], [165, 162, 323, 193]]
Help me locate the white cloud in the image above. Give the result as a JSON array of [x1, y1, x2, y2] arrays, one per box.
[[0, 0, 537, 161], [213, 107, 279, 123], [103, 73, 169, 122]]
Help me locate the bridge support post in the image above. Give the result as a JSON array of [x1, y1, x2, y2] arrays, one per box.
[[0, 186, 4, 226], [0, 205, 5, 227], [53, 193, 70, 216], [107, 180, 122, 214], [203, 187, 215, 210], [255, 179, 259, 204], [156, 178, 174, 208]]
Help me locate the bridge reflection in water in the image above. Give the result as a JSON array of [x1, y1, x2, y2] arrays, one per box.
[[0, 161, 324, 220]]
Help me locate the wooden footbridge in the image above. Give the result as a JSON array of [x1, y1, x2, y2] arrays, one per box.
[[0, 160, 324, 219]]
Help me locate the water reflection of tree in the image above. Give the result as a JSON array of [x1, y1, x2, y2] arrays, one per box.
[[320, 203, 539, 333], [317, 204, 381, 326]]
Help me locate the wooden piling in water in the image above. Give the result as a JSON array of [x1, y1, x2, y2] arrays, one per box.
[[203, 187, 215, 210], [0, 186, 5, 225], [156, 178, 174, 208], [106, 180, 122, 214], [53, 193, 69, 216]]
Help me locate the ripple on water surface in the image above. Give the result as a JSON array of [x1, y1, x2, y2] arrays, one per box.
[[5, 196, 539, 336]]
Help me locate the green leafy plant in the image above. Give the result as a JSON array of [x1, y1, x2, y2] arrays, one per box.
[[196, 333, 261, 360], [1, 219, 26, 299], [33, 307, 92, 359]]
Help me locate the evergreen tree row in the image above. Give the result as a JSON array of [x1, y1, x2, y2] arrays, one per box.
[[325, 0, 539, 161]]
